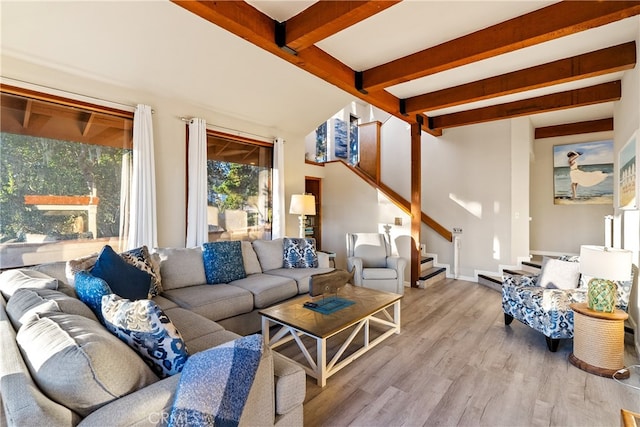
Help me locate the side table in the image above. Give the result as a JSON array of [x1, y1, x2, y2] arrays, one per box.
[[318, 250, 336, 267], [569, 302, 630, 379]]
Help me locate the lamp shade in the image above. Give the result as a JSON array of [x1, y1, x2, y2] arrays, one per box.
[[579, 245, 632, 281], [289, 194, 316, 215]]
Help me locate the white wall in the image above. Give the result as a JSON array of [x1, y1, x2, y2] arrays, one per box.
[[614, 19, 640, 353], [529, 130, 614, 255], [510, 117, 532, 263], [420, 121, 514, 278], [321, 162, 381, 270]]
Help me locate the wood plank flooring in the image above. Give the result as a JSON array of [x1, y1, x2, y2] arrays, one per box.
[[290, 278, 640, 426]]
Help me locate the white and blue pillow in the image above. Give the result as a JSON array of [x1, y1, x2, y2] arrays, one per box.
[[202, 241, 246, 284], [74, 271, 112, 324], [283, 237, 318, 268], [102, 294, 189, 378]]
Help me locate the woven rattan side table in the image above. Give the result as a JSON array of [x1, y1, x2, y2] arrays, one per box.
[[569, 302, 630, 379]]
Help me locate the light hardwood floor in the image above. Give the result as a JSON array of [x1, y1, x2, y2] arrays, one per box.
[[288, 278, 640, 426]]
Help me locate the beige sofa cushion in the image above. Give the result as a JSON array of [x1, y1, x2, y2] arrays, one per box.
[[266, 267, 334, 294], [230, 274, 298, 308], [272, 353, 306, 415], [242, 241, 263, 275], [162, 284, 254, 321], [17, 313, 158, 417], [0, 269, 58, 299], [252, 238, 284, 271], [155, 247, 206, 290], [6, 288, 97, 329]]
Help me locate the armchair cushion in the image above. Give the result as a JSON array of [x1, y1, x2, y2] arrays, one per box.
[[362, 268, 397, 280], [349, 233, 388, 267]]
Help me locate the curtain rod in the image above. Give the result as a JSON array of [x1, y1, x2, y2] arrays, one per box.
[[179, 117, 274, 143], [1, 77, 140, 113]]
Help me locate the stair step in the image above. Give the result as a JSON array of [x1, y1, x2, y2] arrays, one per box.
[[503, 269, 532, 276], [420, 256, 434, 272], [478, 274, 502, 292], [521, 261, 542, 274], [416, 267, 446, 289], [521, 261, 541, 269]]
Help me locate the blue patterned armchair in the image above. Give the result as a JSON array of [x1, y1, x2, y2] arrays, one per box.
[[502, 257, 635, 352]]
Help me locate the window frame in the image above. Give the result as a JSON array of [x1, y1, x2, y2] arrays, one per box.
[[0, 84, 134, 268], [200, 129, 274, 242]]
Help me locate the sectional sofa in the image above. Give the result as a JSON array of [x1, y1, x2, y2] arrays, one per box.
[[0, 238, 333, 426]]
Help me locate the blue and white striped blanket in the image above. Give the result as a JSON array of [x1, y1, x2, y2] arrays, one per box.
[[168, 334, 263, 427]]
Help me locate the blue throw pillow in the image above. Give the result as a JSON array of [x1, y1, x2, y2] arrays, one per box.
[[102, 294, 189, 378], [120, 246, 162, 297], [74, 270, 113, 324], [91, 245, 152, 300], [202, 241, 246, 284], [283, 237, 318, 268]]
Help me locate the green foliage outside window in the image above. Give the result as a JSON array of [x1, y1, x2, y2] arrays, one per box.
[[208, 160, 270, 227], [0, 132, 128, 242]]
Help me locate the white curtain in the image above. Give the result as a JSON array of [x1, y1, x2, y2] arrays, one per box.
[[118, 152, 132, 252], [271, 137, 285, 239], [186, 118, 208, 247], [128, 104, 158, 250]]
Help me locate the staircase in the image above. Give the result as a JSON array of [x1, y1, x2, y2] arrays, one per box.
[[416, 256, 446, 288], [477, 257, 542, 292]]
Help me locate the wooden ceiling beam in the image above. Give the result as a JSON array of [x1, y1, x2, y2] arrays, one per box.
[[362, 1, 640, 92], [430, 81, 621, 130], [283, 1, 400, 52], [535, 118, 614, 139], [171, 0, 411, 127], [405, 41, 636, 115]]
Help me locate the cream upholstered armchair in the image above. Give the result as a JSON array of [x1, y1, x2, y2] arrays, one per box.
[[346, 233, 406, 295]]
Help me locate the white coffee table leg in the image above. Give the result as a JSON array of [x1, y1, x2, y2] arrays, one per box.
[[317, 337, 327, 387]]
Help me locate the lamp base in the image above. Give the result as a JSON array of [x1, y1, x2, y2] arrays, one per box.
[[298, 215, 306, 239], [587, 278, 617, 313]]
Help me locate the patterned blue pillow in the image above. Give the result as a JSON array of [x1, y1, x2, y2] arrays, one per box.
[[202, 241, 246, 284], [102, 294, 189, 378], [283, 237, 318, 268], [91, 245, 152, 300], [74, 271, 112, 324]]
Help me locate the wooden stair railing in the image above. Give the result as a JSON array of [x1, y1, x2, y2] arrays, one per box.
[[329, 160, 453, 243]]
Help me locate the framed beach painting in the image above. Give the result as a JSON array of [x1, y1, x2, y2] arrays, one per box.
[[553, 140, 614, 205], [619, 131, 637, 210]]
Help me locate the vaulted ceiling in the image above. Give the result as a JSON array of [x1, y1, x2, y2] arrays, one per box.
[[173, 0, 640, 137], [1, 1, 639, 139]]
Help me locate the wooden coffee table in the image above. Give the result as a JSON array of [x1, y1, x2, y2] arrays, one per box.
[[260, 284, 402, 387]]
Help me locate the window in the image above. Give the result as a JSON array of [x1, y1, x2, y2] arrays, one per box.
[[0, 85, 133, 268], [205, 131, 272, 242]]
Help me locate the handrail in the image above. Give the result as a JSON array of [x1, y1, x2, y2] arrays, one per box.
[[326, 160, 453, 242]]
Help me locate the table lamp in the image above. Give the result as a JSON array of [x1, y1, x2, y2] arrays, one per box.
[[289, 194, 316, 238], [579, 245, 632, 313]]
